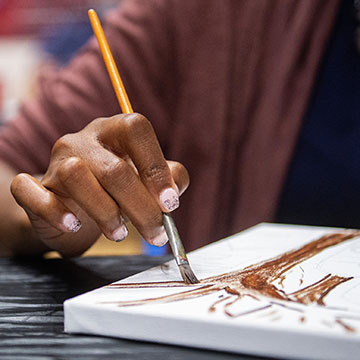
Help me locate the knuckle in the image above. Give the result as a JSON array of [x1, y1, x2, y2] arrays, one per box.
[[122, 113, 152, 137], [87, 117, 107, 132], [99, 158, 133, 186], [57, 157, 85, 184], [52, 133, 75, 156]]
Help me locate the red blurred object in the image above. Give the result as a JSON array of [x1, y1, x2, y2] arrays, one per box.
[[0, 79, 2, 114], [0, 0, 118, 37]]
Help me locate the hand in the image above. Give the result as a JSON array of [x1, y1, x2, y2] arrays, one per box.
[[10, 114, 189, 257]]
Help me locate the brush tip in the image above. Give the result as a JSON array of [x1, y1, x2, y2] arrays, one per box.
[[179, 264, 200, 284]]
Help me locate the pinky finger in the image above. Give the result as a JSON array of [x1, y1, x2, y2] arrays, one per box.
[[10, 173, 81, 234]]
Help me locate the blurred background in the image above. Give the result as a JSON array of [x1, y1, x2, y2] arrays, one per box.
[[0, 0, 117, 122], [0, 0, 167, 257]]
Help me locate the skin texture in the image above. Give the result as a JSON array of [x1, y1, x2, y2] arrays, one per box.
[[0, 162, 50, 257], [7, 113, 189, 257]]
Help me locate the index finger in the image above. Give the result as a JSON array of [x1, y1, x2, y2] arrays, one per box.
[[99, 113, 180, 212]]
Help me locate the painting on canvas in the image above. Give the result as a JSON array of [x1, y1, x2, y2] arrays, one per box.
[[64, 223, 360, 360]]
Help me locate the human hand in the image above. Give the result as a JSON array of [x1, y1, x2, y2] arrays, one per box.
[[10, 114, 189, 257]]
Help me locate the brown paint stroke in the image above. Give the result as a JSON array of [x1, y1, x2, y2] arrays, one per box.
[[104, 231, 360, 333], [336, 319, 356, 333]]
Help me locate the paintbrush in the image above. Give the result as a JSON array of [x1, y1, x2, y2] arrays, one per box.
[[88, 9, 199, 284]]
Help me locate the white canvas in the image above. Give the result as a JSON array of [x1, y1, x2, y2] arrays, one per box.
[[64, 223, 360, 359]]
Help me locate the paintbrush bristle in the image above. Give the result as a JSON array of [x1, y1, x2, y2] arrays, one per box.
[[179, 263, 200, 284]]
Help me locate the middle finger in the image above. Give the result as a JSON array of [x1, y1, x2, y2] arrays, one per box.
[[87, 147, 168, 246]]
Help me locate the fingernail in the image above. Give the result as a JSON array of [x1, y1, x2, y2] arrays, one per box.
[[151, 227, 169, 247], [111, 224, 128, 242], [63, 213, 81, 232], [159, 188, 179, 211]]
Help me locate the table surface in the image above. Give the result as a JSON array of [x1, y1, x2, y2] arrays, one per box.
[[0, 255, 269, 360]]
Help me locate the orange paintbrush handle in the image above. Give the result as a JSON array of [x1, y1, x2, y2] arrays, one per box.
[[88, 9, 133, 114], [88, 9, 199, 284]]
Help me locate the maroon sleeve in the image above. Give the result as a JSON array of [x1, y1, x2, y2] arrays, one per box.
[[0, 0, 175, 174]]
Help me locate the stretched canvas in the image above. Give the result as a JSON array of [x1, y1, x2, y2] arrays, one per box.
[[64, 223, 360, 359]]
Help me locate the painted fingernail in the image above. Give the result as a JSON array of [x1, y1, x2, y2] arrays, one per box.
[[111, 224, 128, 242], [159, 188, 179, 211], [151, 227, 169, 247], [63, 213, 81, 232]]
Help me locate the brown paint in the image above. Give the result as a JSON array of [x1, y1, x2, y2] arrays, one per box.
[[270, 315, 282, 322], [289, 274, 353, 305], [336, 319, 356, 333], [103, 231, 360, 333], [209, 295, 232, 313], [298, 266, 304, 286]]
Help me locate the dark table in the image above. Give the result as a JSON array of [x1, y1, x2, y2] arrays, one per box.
[[0, 255, 269, 360]]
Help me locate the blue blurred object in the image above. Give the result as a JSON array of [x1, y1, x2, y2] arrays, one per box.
[[42, 21, 93, 65], [142, 237, 168, 256]]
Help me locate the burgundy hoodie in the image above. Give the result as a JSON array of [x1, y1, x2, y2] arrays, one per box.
[[0, 0, 339, 250]]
